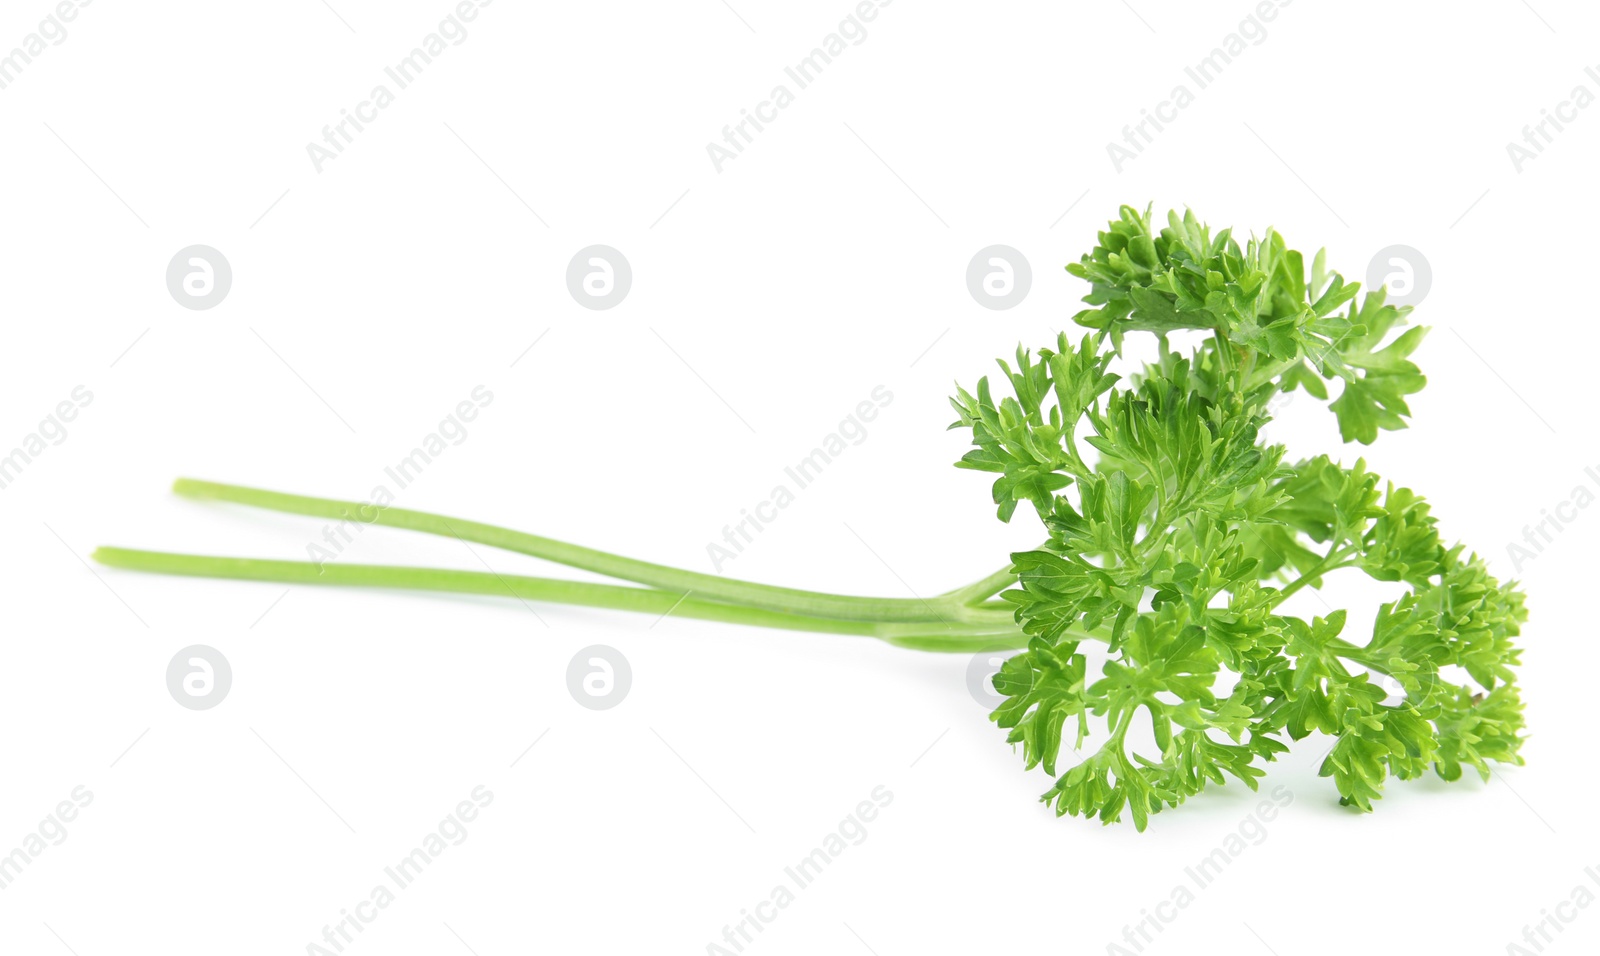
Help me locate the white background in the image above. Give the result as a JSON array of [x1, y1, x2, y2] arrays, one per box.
[[2, 1, 1596, 953]]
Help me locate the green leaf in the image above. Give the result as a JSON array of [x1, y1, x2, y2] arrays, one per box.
[[950, 206, 1526, 829]]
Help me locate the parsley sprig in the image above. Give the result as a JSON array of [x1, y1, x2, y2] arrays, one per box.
[[950, 205, 1525, 827], [94, 205, 1526, 829]]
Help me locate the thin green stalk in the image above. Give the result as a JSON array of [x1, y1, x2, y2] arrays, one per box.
[[1242, 354, 1305, 393], [939, 562, 1025, 606], [91, 547, 1037, 653], [171, 479, 1001, 626], [1269, 544, 1358, 608]]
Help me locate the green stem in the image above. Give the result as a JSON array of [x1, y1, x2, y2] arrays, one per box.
[[1269, 545, 1357, 608], [92, 547, 1034, 653], [938, 561, 1025, 606], [1242, 355, 1303, 392], [170, 478, 1001, 626]]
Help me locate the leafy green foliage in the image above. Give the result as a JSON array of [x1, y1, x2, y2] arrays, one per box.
[[1064, 204, 1426, 445], [952, 206, 1527, 829], [94, 202, 1527, 834]]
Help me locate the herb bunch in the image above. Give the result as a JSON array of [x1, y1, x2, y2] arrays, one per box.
[[950, 205, 1525, 827], [95, 205, 1526, 830]]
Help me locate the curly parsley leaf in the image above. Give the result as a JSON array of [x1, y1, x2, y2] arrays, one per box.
[[955, 207, 1527, 829]]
